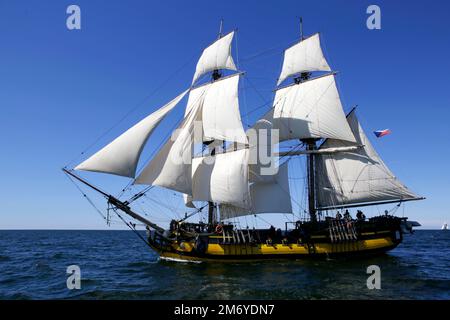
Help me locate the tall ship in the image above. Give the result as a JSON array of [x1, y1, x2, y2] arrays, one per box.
[[64, 22, 424, 262]]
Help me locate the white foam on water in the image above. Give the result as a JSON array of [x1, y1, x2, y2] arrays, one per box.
[[158, 256, 203, 264]]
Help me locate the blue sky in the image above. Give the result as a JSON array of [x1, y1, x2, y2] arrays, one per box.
[[0, 0, 449, 229]]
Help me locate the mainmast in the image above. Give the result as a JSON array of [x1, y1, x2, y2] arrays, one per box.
[[304, 139, 318, 222], [297, 70, 317, 222], [295, 19, 317, 222]]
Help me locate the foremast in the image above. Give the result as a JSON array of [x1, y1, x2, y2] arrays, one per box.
[[205, 20, 227, 226]]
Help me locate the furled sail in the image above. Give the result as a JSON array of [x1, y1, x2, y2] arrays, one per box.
[[192, 31, 237, 85], [316, 110, 420, 209], [277, 33, 331, 86], [133, 96, 202, 194], [270, 74, 356, 143], [220, 161, 292, 220], [75, 90, 188, 178], [192, 149, 251, 209], [187, 74, 248, 145]]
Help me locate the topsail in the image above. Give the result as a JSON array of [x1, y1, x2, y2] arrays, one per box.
[[192, 31, 237, 85], [269, 74, 356, 143], [277, 33, 331, 86], [187, 74, 248, 145]]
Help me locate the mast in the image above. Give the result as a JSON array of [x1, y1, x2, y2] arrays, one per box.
[[205, 20, 225, 226], [303, 138, 318, 222], [207, 147, 217, 225], [295, 19, 317, 221], [294, 18, 311, 84], [296, 72, 317, 221], [219, 18, 223, 38], [299, 17, 303, 40], [211, 19, 225, 82]]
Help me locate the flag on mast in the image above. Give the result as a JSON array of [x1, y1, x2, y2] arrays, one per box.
[[374, 129, 391, 138]]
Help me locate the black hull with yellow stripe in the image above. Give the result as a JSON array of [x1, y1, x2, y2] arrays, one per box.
[[147, 215, 409, 262]]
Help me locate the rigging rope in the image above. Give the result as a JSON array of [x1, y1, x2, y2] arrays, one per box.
[[112, 208, 153, 249], [64, 51, 199, 169], [64, 173, 107, 221]]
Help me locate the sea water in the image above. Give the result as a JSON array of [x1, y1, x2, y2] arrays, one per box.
[[0, 230, 448, 299]]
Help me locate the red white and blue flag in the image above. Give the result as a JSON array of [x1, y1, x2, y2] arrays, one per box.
[[373, 129, 391, 138]]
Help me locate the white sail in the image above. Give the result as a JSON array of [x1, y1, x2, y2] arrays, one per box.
[[187, 75, 248, 144], [184, 83, 209, 117], [316, 110, 420, 209], [271, 74, 356, 143], [75, 90, 188, 178], [277, 33, 331, 86], [247, 119, 278, 183], [134, 96, 202, 194], [183, 193, 196, 208], [220, 161, 292, 220], [192, 31, 237, 85], [249, 161, 292, 214], [192, 149, 251, 209]]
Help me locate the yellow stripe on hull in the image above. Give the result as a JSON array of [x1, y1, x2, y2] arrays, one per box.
[[157, 236, 397, 262]]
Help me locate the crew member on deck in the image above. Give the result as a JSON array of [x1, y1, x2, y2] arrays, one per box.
[[344, 210, 352, 220], [336, 211, 342, 220], [356, 210, 366, 221], [269, 225, 276, 239], [276, 228, 282, 240]]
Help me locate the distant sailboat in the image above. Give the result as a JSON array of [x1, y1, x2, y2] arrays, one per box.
[[64, 20, 425, 262], [442, 223, 448, 230]]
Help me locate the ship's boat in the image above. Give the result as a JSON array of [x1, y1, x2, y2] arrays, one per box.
[[64, 21, 424, 262]]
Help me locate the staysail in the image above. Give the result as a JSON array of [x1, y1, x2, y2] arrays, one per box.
[[316, 110, 421, 209], [269, 74, 356, 143], [192, 31, 237, 85], [277, 33, 331, 86], [75, 90, 188, 178]]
